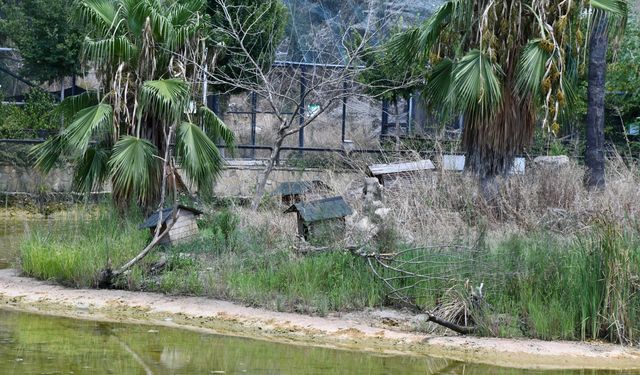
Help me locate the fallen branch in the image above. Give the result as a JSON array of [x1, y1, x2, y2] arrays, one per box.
[[113, 214, 179, 277], [426, 313, 476, 335]]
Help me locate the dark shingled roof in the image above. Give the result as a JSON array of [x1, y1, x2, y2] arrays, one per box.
[[271, 180, 330, 197], [139, 205, 203, 229], [284, 196, 352, 222]]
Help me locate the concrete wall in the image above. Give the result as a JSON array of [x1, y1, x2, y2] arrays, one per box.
[[0, 163, 358, 198], [213, 166, 357, 198], [0, 165, 74, 193]]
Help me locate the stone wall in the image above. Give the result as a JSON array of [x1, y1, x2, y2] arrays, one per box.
[[0, 163, 358, 198], [0, 165, 74, 193]]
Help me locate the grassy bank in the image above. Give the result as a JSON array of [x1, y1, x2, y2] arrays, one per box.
[[16, 161, 640, 344], [19, 206, 640, 343], [19, 207, 386, 315]]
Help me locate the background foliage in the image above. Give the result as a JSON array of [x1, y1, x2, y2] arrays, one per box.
[[0, 0, 83, 83]]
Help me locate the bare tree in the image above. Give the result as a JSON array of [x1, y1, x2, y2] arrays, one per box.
[[209, 0, 407, 210]]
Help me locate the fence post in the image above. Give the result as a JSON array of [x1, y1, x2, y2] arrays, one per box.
[[341, 80, 347, 143], [250, 92, 257, 159], [407, 95, 413, 134], [298, 66, 306, 156], [207, 94, 224, 157], [207, 94, 220, 116], [381, 99, 389, 139], [71, 75, 77, 96]]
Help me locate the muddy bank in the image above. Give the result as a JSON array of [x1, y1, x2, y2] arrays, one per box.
[[1, 268, 639, 371]]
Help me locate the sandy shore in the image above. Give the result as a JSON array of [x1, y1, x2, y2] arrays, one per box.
[[1, 268, 639, 370]]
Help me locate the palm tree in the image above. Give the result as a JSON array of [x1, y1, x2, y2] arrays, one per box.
[[32, 0, 234, 211], [389, 0, 627, 190]]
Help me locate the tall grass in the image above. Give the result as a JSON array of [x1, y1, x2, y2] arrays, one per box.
[[379, 222, 640, 342], [20, 209, 147, 287]]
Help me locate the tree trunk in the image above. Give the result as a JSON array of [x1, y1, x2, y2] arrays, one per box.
[[251, 136, 284, 210], [585, 15, 608, 190]]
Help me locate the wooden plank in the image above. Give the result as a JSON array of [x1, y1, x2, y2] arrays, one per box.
[[170, 225, 197, 235], [171, 221, 194, 230], [367, 160, 435, 177]]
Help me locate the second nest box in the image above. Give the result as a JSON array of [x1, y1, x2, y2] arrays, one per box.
[[284, 196, 352, 244]]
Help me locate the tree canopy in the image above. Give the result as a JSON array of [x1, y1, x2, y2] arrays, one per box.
[[0, 0, 83, 83], [207, 0, 288, 93]]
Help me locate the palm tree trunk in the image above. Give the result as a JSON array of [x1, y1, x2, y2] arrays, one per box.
[[585, 15, 608, 190]]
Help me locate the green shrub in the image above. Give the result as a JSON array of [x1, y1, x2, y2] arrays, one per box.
[[0, 88, 57, 139]]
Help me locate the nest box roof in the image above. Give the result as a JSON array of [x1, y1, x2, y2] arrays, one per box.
[[139, 205, 203, 229], [284, 196, 352, 223]]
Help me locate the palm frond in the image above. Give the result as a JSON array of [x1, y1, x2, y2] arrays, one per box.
[[176, 121, 225, 192], [424, 58, 456, 110], [168, 0, 204, 27], [386, 0, 466, 65], [141, 1, 176, 46], [199, 106, 235, 148], [108, 136, 160, 207], [590, 0, 627, 17], [63, 104, 113, 152], [73, 145, 110, 192], [139, 79, 190, 125], [516, 39, 551, 98], [589, 0, 628, 39], [120, 0, 146, 37], [83, 36, 139, 66], [77, 0, 118, 34], [54, 91, 100, 120], [30, 134, 68, 174], [452, 49, 503, 119]]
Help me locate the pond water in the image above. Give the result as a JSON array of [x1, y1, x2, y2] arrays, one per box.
[[0, 215, 638, 374], [0, 218, 33, 269], [0, 309, 635, 375]]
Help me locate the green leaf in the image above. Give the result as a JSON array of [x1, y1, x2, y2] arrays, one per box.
[[385, 0, 469, 65], [588, 0, 628, 40], [516, 39, 551, 97], [54, 91, 100, 120], [176, 121, 225, 192], [425, 58, 456, 110], [452, 49, 503, 118], [77, 0, 117, 34], [30, 134, 68, 174], [83, 36, 139, 66], [73, 145, 110, 192], [199, 106, 235, 149], [63, 103, 113, 152], [590, 0, 627, 16], [108, 136, 160, 206], [139, 79, 190, 124]]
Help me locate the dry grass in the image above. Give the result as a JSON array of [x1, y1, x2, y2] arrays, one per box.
[[235, 152, 640, 247]]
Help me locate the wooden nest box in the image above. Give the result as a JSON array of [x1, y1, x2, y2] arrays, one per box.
[[284, 196, 353, 244], [271, 180, 331, 205], [139, 205, 202, 245], [367, 160, 435, 186]]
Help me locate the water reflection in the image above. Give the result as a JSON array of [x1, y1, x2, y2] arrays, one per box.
[[0, 219, 32, 269], [0, 309, 636, 375]]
